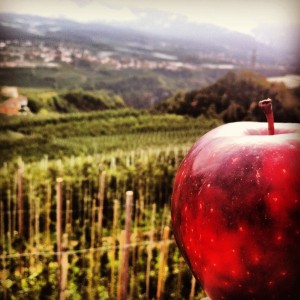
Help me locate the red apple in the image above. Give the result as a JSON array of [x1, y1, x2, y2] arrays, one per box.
[[171, 100, 300, 299]]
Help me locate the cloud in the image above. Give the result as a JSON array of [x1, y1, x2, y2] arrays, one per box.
[[71, 0, 93, 7], [0, 0, 299, 34]]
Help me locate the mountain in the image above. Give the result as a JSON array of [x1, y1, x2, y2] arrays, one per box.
[[251, 23, 300, 68], [0, 12, 279, 65], [0, 13, 141, 47], [120, 10, 276, 63]]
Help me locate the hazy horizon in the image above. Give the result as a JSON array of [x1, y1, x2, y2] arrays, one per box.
[[1, 0, 300, 35]]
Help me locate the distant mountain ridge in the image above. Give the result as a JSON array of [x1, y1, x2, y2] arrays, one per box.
[[0, 12, 286, 66], [121, 11, 271, 60]]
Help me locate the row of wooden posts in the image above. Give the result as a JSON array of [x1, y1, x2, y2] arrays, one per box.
[[56, 176, 144, 300], [1, 165, 199, 300], [56, 178, 176, 300]]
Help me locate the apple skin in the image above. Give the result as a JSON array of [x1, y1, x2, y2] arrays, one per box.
[[171, 122, 300, 300]]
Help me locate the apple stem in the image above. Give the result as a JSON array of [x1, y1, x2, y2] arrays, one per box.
[[258, 98, 275, 135]]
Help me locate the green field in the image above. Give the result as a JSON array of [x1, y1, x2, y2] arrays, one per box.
[[0, 109, 221, 165]]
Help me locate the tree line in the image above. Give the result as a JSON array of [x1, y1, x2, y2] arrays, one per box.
[[154, 71, 300, 123]]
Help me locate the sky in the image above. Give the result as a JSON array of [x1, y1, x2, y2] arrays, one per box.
[[0, 0, 299, 34]]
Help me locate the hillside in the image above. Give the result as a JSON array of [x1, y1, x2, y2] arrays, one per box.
[[154, 71, 300, 123], [17, 88, 126, 113]]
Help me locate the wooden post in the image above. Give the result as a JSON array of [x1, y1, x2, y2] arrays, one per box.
[[1, 249, 7, 300], [160, 204, 167, 238], [7, 189, 11, 242], [120, 191, 133, 300], [0, 202, 4, 251], [0, 202, 7, 300], [60, 233, 68, 300], [56, 177, 63, 296], [93, 167, 105, 289], [156, 226, 170, 300], [130, 194, 139, 299], [146, 203, 156, 300], [68, 187, 73, 236], [12, 177, 17, 237], [88, 199, 96, 300], [45, 182, 51, 245], [90, 199, 96, 249], [139, 196, 144, 227], [117, 230, 125, 300], [109, 199, 119, 297], [17, 164, 23, 237], [1, 179, 6, 265], [82, 188, 88, 249], [35, 193, 40, 247], [97, 167, 106, 245], [189, 276, 197, 300], [28, 181, 33, 248]]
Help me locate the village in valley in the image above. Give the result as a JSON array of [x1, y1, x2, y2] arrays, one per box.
[[0, 38, 286, 73], [0, 39, 200, 71]]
